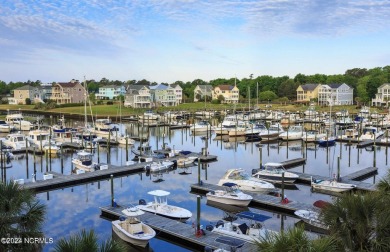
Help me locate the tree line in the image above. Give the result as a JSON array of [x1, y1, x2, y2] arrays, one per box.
[[1, 66, 389, 104]]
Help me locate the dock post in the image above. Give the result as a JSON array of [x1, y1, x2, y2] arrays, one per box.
[[97, 143, 100, 163], [33, 147, 36, 176], [197, 158, 201, 185], [373, 141, 377, 167], [110, 174, 114, 207], [281, 172, 285, 202], [196, 195, 201, 234], [25, 138, 29, 178], [337, 156, 340, 181], [259, 146, 263, 168], [49, 133, 52, 171], [125, 136, 128, 162], [0, 141, 3, 182], [60, 145, 64, 174], [107, 132, 111, 164], [348, 141, 351, 167]]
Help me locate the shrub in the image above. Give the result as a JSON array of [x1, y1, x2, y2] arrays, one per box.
[[25, 98, 32, 105], [106, 101, 114, 105], [211, 99, 221, 104]]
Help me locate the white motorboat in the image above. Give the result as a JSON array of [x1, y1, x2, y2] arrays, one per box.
[[311, 177, 356, 193], [28, 129, 52, 150], [218, 169, 275, 193], [177, 156, 197, 168], [279, 125, 304, 141], [114, 134, 136, 145], [253, 162, 299, 184], [43, 143, 60, 156], [190, 120, 212, 133], [144, 161, 173, 173], [301, 130, 326, 143], [337, 128, 359, 141], [72, 150, 98, 172], [112, 207, 156, 248], [5, 113, 33, 131], [2, 133, 29, 151], [91, 118, 119, 138], [139, 110, 160, 121], [259, 123, 284, 141], [137, 190, 192, 221], [294, 200, 330, 231], [0, 120, 14, 133], [206, 183, 253, 207], [359, 126, 384, 141], [206, 211, 276, 244]]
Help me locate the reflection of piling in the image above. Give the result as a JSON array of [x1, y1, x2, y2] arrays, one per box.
[[197, 159, 201, 184], [97, 143, 100, 163], [60, 145, 64, 174], [25, 138, 29, 179], [337, 156, 340, 181], [373, 141, 377, 167], [110, 174, 114, 207]]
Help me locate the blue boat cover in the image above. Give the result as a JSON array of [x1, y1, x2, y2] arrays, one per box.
[[215, 236, 245, 248], [179, 151, 192, 155], [236, 211, 272, 222], [222, 182, 238, 187]]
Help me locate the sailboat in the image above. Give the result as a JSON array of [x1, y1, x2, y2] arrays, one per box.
[[318, 99, 336, 147]]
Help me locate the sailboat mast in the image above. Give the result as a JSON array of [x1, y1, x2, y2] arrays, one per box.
[[84, 77, 88, 128]]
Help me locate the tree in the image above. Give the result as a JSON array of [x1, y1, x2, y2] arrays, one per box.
[[53, 229, 125, 252], [0, 181, 46, 252], [259, 91, 278, 101], [25, 98, 31, 105], [217, 95, 225, 103], [257, 225, 338, 252]]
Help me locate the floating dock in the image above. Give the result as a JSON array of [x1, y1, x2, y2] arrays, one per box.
[[100, 205, 258, 252], [190, 182, 312, 215]]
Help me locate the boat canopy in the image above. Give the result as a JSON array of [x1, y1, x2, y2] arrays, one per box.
[[148, 190, 170, 197], [236, 211, 272, 222]]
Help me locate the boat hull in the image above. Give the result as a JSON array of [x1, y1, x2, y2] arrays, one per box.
[[206, 196, 251, 207], [112, 221, 154, 248]]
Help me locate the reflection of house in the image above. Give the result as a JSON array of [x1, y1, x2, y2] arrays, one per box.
[[124, 85, 151, 108], [194, 85, 213, 102], [150, 84, 177, 107], [13, 85, 44, 104], [50, 80, 86, 104], [170, 84, 183, 104], [318, 83, 353, 106], [372, 83, 390, 107], [296, 84, 320, 103], [212, 85, 239, 103], [95, 85, 126, 100]]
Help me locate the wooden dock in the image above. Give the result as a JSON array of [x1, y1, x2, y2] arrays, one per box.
[[190, 183, 312, 215], [342, 167, 378, 181], [280, 158, 306, 169], [100, 205, 258, 252]]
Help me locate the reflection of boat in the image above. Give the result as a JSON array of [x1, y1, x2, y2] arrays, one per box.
[[206, 200, 249, 215], [137, 190, 192, 221], [177, 156, 197, 168], [206, 211, 276, 244], [218, 169, 275, 193], [311, 177, 356, 193], [206, 183, 252, 207], [253, 162, 298, 184], [318, 136, 336, 147], [113, 207, 156, 248]]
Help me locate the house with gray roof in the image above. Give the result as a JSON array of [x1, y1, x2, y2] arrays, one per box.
[[372, 83, 390, 107], [124, 85, 151, 108], [296, 84, 320, 103], [318, 83, 353, 106], [194, 85, 213, 102], [12, 85, 44, 104]]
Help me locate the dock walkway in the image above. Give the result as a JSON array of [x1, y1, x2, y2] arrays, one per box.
[[100, 205, 258, 252]]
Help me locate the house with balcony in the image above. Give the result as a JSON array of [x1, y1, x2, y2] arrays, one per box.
[[194, 85, 213, 102], [124, 85, 151, 108], [95, 85, 126, 100], [296, 84, 320, 103], [212, 85, 239, 103], [317, 83, 353, 106], [50, 81, 86, 104], [170, 84, 183, 104], [12, 85, 44, 104], [372, 83, 390, 107], [150, 84, 177, 107]]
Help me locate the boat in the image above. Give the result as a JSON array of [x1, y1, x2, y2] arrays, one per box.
[[294, 200, 331, 231], [190, 120, 212, 133], [303, 104, 318, 119], [2, 133, 29, 151], [218, 169, 275, 193], [144, 161, 174, 173], [338, 128, 359, 141], [359, 126, 384, 141], [71, 149, 98, 172], [259, 123, 284, 141], [311, 176, 356, 193], [0, 120, 14, 133], [28, 129, 52, 150], [279, 125, 304, 141], [112, 207, 156, 248], [206, 183, 253, 207], [301, 130, 326, 143], [176, 156, 197, 168], [252, 162, 299, 184], [139, 110, 160, 121], [137, 190, 192, 221], [206, 211, 276, 244], [318, 135, 336, 147], [91, 118, 119, 138], [43, 142, 60, 156], [5, 113, 33, 131]]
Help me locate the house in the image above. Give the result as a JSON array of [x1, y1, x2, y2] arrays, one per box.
[[317, 83, 353, 106], [372, 83, 390, 107], [170, 84, 183, 104], [12, 85, 44, 104], [296, 84, 320, 103], [50, 80, 86, 104], [212, 85, 239, 103], [40, 84, 53, 101], [194, 85, 213, 102], [95, 85, 126, 100], [149, 84, 177, 107], [124, 85, 151, 108]]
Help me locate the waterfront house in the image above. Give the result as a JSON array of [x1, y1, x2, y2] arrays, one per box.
[[212, 85, 239, 103], [296, 84, 320, 103], [49, 80, 86, 104], [150, 83, 178, 107], [95, 85, 126, 100], [194, 85, 213, 102], [170, 84, 183, 104], [124, 85, 152, 108], [372, 83, 390, 107], [12, 85, 44, 104], [317, 83, 353, 106]]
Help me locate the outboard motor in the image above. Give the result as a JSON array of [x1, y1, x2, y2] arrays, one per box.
[[252, 168, 259, 175], [204, 246, 213, 252], [139, 199, 147, 205], [119, 216, 126, 221], [216, 220, 224, 228], [205, 225, 214, 231]]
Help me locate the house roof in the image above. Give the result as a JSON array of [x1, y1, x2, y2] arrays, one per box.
[[327, 83, 343, 89], [197, 85, 213, 92], [301, 84, 319, 91], [218, 85, 234, 91], [149, 83, 168, 90], [57, 82, 79, 88], [378, 83, 390, 89], [126, 85, 149, 93], [100, 85, 121, 89], [170, 84, 182, 89]]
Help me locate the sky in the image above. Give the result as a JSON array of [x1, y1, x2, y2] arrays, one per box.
[[1, 0, 390, 84]]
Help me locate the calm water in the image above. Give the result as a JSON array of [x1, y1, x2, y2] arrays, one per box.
[[1, 121, 388, 252]]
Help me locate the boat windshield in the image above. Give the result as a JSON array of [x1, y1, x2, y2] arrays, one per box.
[[229, 171, 250, 180]]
